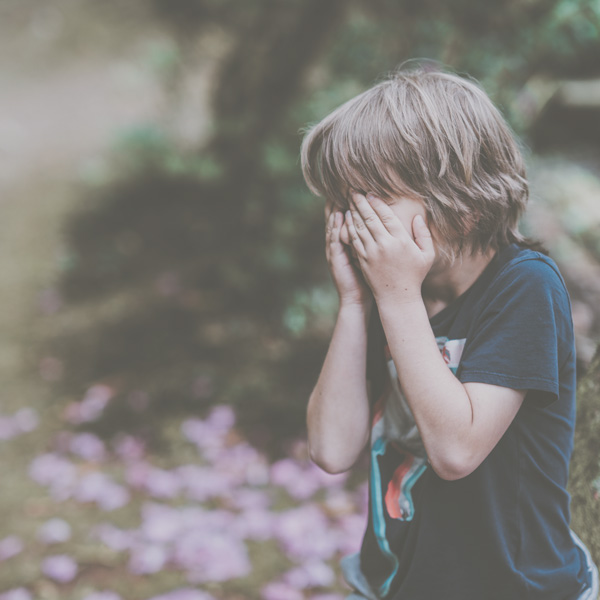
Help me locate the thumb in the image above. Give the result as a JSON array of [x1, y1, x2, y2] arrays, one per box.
[[412, 214, 435, 258]]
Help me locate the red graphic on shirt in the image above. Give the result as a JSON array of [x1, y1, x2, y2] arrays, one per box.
[[385, 452, 415, 519]]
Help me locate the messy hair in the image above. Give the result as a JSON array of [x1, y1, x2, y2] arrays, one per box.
[[300, 62, 529, 260]]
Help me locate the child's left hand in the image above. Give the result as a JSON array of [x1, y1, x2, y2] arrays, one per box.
[[345, 192, 436, 305]]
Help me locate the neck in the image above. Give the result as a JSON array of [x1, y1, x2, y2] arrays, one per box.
[[422, 247, 497, 315]]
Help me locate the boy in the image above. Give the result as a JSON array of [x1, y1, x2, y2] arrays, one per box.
[[300, 64, 599, 599]]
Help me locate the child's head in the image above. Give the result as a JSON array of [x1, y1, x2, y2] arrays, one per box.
[[300, 63, 529, 261]]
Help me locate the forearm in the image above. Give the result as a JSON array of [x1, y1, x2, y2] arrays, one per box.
[[307, 302, 372, 473], [376, 297, 474, 479]]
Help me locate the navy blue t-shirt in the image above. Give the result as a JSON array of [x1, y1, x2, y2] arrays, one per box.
[[344, 244, 592, 600]]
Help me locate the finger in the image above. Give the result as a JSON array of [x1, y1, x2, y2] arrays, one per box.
[[412, 214, 436, 261], [325, 198, 333, 222], [350, 192, 388, 239], [331, 211, 343, 244], [364, 193, 405, 236], [327, 212, 344, 253], [345, 210, 367, 257]]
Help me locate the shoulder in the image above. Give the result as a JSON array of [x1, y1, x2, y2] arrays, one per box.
[[488, 247, 570, 307]]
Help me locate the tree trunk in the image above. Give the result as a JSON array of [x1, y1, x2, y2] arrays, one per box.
[[569, 346, 600, 571], [210, 0, 347, 192]]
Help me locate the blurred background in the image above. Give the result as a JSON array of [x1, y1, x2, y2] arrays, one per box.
[[1, 1, 600, 599]]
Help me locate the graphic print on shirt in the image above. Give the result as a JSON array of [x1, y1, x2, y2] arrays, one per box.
[[368, 336, 466, 598]]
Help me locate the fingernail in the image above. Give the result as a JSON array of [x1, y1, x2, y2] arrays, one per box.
[[366, 192, 376, 201], [345, 210, 352, 220]]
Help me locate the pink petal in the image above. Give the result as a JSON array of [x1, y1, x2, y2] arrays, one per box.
[[38, 519, 72, 544], [128, 543, 168, 575], [261, 582, 304, 600], [0, 589, 33, 600], [69, 432, 107, 462], [41, 555, 78, 582], [0, 536, 23, 561]]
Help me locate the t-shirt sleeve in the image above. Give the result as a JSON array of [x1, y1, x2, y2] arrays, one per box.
[[457, 257, 574, 406]]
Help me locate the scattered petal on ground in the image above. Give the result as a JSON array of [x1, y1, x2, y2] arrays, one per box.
[[113, 434, 146, 461], [41, 554, 78, 582], [92, 523, 135, 552], [0, 408, 38, 440], [174, 531, 251, 583], [0, 536, 23, 561], [282, 560, 336, 589], [69, 432, 107, 462], [144, 467, 182, 499], [128, 543, 169, 575], [19, 403, 368, 596], [13, 408, 39, 433], [147, 590, 216, 600], [37, 519, 72, 544], [73, 472, 130, 510], [29, 453, 77, 501], [275, 504, 340, 562], [261, 581, 304, 600], [64, 384, 113, 424], [0, 589, 33, 600], [233, 507, 275, 541]]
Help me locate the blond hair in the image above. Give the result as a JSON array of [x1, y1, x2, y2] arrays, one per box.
[[300, 63, 529, 260]]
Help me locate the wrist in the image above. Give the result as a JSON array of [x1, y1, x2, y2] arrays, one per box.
[[338, 298, 373, 322], [376, 292, 424, 317]]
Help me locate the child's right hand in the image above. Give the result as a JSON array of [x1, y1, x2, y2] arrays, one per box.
[[325, 199, 373, 311]]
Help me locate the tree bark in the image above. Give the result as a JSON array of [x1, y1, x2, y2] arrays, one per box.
[[210, 0, 347, 188], [569, 346, 600, 569]]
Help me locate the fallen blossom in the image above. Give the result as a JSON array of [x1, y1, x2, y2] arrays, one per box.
[[0, 589, 33, 600], [0, 417, 18, 440], [206, 404, 235, 431], [38, 519, 72, 544], [29, 453, 77, 501], [0, 536, 23, 561], [233, 507, 275, 541], [282, 560, 335, 589], [173, 531, 251, 583], [144, 467, 182, 499], [128, 543, 168, 575], [41, 554, 78, 582], [125, 460, 152, 489], [0, 409, 38, 440], [177, 465, 236, 501], [93, 523, 135, 552], [261, 582, 304, 600], [147, 590, 216, 600], [276, 505, 340, 562], [113, 435, 145, 461], [226, 487, 272, 510], [69, 432, 107, 462], [212, 442, 269, 486], [13, 408, 39, 433], [73, 472, 130, 510], [64, 385, 113, 425], [140, 503, 184, 544]]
